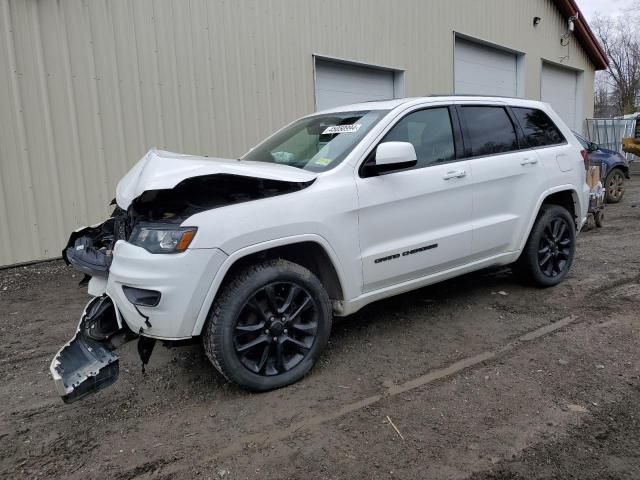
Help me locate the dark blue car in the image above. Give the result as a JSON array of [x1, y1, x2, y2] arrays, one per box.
[[573, 131, 631, 203]]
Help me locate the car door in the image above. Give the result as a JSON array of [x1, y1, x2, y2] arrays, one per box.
[[355, 106, 474, 292], [456, 103, 548, 258]]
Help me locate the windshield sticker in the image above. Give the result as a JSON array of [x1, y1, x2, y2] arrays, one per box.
[[322, 124, 361, 135], [314, 157, 333, 166]]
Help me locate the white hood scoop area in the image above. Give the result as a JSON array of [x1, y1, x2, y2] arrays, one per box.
[[116, 149, 317, 209]]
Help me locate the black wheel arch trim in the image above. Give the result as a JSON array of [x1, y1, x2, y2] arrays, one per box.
[[518, 188, 581, 253], [194, 238, 347, 337]]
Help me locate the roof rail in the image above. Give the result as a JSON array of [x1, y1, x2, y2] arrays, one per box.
[[357, 97, 413, 104], [427, 93, 518, 99]]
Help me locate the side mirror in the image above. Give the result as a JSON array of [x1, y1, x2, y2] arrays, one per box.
[[375, 141, 417, 167], [588, 142, 599, 153]]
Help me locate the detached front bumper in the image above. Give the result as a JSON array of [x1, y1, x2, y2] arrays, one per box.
[[50, 296, 135, 403], [52, 228, 227, 402]]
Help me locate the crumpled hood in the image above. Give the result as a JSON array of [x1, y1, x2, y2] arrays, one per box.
[[116, 149, 317, 209]]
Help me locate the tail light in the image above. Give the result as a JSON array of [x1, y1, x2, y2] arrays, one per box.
[[580, 149, 589, 169]]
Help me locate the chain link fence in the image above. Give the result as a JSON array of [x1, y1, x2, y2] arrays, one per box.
[[585, 118, 638, 171]]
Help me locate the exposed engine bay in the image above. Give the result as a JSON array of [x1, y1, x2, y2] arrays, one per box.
[[131, 173, 309, 221], [63, 173, 311, 278]]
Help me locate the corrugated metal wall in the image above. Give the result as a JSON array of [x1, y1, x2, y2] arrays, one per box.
[[0, 0, 596, 266]]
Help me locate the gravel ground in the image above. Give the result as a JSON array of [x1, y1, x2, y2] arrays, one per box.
[[1, 180, 639, 480]]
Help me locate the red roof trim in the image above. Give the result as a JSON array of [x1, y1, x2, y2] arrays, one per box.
[[552, 0, 609, 70]]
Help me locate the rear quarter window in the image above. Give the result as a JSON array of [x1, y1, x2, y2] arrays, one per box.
[[512, 107, 565, 147]]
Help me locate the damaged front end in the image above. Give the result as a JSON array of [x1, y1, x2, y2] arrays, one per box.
[[50, 295, 138, 403], [62, 205, 129, 279], [62, 173, 310, 280], [51, 149, 317, 403]]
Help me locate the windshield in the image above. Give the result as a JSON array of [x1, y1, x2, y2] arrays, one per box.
[[242, 110, 389, 172]]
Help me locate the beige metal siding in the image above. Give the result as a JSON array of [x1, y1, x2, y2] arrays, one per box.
[[0, 0, 596, 266]]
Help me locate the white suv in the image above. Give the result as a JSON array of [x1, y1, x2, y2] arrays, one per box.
[[51, 96, 589, 402]]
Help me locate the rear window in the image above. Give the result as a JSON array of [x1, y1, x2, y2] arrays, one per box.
[[461, 106, 519, 156], [512, 107, 565, 147]]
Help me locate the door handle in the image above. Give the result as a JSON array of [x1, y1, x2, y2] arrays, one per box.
[[520, 158, 539, 166], [442, 170, 466, 180]]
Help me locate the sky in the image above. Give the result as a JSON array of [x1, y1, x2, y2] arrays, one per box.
[[576, 0, 636, 21]]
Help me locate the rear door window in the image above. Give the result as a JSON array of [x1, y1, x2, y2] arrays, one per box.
[[460, 106, 519, 156], [511, 107, 565, 147]]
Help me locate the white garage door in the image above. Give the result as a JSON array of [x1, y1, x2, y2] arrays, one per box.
[[454, 38, 518, 97], [314, 59, 396, 111], [541, 63, 578, 130]]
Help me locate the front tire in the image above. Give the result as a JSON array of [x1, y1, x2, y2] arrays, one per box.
[[515, 205, 576, 287], [203, 259, 332, 391]]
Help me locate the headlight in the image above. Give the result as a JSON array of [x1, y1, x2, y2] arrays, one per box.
[[129, 226, 197, 254]]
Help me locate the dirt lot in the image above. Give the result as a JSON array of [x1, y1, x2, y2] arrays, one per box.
[[1, 181, 639, 480]]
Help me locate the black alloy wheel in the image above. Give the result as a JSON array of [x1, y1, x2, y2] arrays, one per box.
[[234, 282, 318, 376], [514, 205, 576, 287], [203, 259, 332, 391], [537, 217, 572, 278]]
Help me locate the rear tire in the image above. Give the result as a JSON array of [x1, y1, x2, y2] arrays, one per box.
[[515, 205, 576, 287], [203, 259, 332, 391], [605, 168, 625, 203]]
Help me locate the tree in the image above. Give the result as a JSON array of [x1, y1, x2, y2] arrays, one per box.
[[593, 72, 615, 117], [592, 10, 640, 115]]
